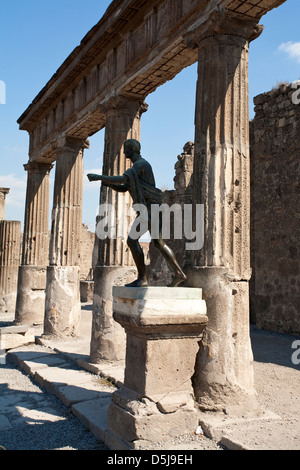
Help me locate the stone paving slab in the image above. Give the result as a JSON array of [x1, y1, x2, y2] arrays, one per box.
[[77, 360, 125, 387], [5, 326, 300, 451], [33, 366, 97, 393], [0, 325, 29, 334], [72, 396, 112, 442], [56, 382, 114, 408], [1, 329, 35, 350], [7, 345, 55, 364], [6, 345, 117, 448], [21, 355, 70, 376], [219, 417, 300, 450]]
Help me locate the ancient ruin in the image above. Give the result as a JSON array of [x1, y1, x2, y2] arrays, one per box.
[[250, 83, 300, 335], [1, 0, 295, 450]]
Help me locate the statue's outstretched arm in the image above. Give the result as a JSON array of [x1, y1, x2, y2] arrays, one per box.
[[87, 173, 128, 192], [102, 181, 128, 192]]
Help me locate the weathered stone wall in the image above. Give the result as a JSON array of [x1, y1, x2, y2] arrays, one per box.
[[250, 83, 300, 334]]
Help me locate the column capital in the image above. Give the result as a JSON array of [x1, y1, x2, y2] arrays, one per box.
[[24, 161, 54, 174], [0, 188, 10, 196], [103, 94, 148, 117], [184, 9, 263, 49], [56, 136, 90, 153]]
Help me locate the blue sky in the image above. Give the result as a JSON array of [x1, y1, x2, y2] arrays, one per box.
[[0, 0, 299, 231]]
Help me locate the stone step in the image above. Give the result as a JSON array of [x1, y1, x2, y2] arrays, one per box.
[[0, 325, 36, 350], [6, 346, 119, 447]]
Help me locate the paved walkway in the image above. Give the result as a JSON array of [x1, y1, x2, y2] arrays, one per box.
[[0, 305, 299, 451]]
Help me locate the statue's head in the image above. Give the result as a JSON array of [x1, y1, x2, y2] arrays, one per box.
[[124, 139, 141, 158]]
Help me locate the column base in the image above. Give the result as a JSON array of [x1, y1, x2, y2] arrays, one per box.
[[0, 292, 17, 315], [187, 266, 258, 414], [106, 386, 199, 450], [89, 266, 137, 363], [0, 266, 19, 314], [106, 286, 207, 449], [14, 266, 47, 325], [43, 266, 81, 338]]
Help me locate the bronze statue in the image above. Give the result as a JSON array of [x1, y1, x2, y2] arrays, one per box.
[[87, 139, 186, 288]]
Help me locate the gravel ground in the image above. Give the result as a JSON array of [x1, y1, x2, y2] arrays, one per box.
[[0, 316, 299, 451], [0, 359, 223, 452], [0, 362, 108, 451]]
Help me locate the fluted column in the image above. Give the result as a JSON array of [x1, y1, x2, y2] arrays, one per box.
[[15, 162, 53, 325], [98, 96, 148, 266], [185, 11, 263, 412], [90, 96, 148, 363], [0, 221, 21, 313], [44, 137, 88, 338]]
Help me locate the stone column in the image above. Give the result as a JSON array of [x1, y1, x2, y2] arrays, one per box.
[[15, 162, 53, 325], [43, 137, 88, 338], [0, 221, 21, 313], [0, 188, 10, 221], [184, 11, 263, 413], [90, 96, 147, 363]]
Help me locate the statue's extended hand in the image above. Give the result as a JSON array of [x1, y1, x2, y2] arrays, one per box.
[[87, 173, 101, 182]]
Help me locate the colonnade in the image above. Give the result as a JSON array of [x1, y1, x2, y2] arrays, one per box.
[[8, 10, 263, 410]]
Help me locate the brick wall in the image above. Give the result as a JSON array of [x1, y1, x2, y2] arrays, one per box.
[[250, 83, 300, 334]]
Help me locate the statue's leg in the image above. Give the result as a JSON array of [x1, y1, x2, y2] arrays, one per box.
[[125, 213, 149, 287], [126, 236, 148, 287], [151, 214, 186, 287]]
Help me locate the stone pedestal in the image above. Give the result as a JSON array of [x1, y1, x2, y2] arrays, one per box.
[[44, 266, 81, 338], [106, 286, 208, 450], [15, 266, 47, 325]]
